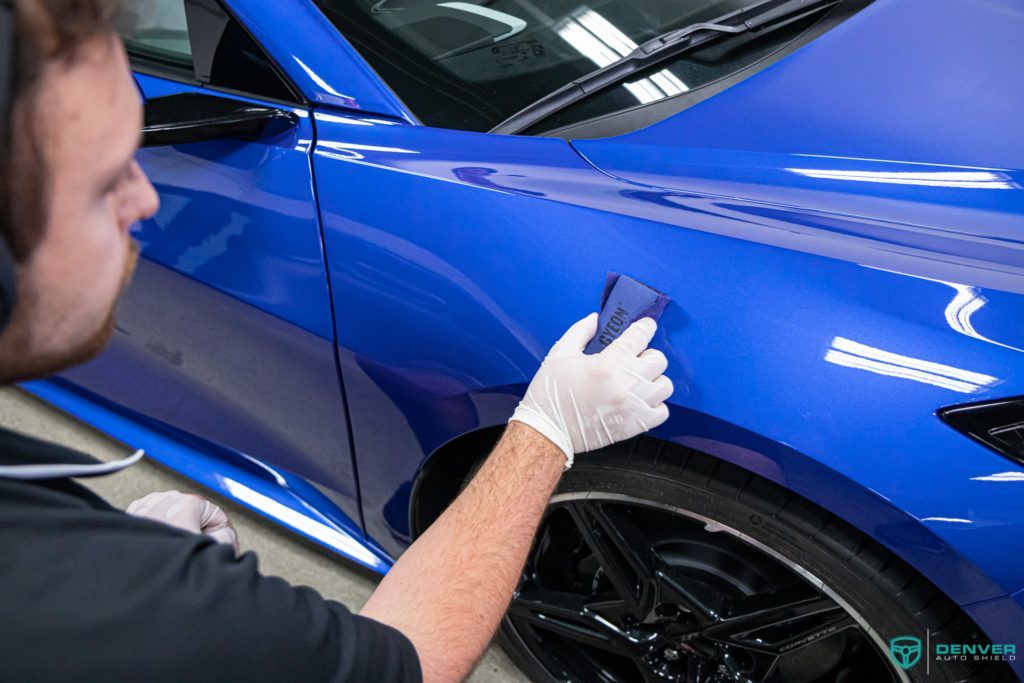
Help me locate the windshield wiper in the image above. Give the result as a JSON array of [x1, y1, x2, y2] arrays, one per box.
[[490, 0, 840, 135]]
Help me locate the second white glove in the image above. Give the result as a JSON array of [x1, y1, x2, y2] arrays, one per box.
[[510, 313, 673, 468], [126, 490, 240, 555]]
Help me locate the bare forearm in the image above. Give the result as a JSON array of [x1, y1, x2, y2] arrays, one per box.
[[360, 421, 564, 682], [359, 313, 673, 681]]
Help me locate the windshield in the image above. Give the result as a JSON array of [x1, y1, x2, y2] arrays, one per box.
[[314, 0, 824, 133]]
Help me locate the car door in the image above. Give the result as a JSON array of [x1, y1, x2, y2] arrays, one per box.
[[58, 0, 363, 528]]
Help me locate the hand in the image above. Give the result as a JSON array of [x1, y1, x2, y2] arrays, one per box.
[[126, 490, 240, 555], [510, 313, 673, 467]]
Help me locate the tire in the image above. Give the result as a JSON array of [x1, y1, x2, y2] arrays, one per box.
[[498, 437, 1017, 683]]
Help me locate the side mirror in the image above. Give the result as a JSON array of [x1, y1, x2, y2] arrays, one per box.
[[141, 93, 298, 148]]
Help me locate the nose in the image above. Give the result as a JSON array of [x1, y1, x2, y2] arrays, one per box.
[[132, 160, 160, 222]]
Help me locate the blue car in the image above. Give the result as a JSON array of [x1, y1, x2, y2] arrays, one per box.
[[25, 0, 1024, 680]]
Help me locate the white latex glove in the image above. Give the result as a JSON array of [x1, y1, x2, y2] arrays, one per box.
[[126, 490, 240, 555], [510, 313, 673, 468]]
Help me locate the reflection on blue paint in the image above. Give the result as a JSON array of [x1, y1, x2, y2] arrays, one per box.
[[21, 377, 393, 574], [219, 476, 385, 566], [940, 281, 1024, 354], [786, 168, 1019, 190], [317, 140, 419, 162], [173, 213, 248, 272], [971, 472, 1024, 482], [824, 336, 997, 393], [292, 56, 357, 107], [452, 167, 546, 196]]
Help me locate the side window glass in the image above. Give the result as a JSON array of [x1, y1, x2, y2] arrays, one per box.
[[208, 20, 295, 102], [120, 0, 298, 104], [121, 1, 193, 73]]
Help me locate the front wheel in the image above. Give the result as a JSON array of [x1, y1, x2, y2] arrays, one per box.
[[499, 438, 1015, 683]]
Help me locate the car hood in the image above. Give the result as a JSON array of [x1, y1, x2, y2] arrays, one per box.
[[571, 0, 1024, 256]]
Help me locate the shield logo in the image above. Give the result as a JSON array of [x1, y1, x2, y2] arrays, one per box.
[[890, 636, 923, 669]]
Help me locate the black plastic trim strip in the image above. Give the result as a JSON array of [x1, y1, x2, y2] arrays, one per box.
[[939, 396, 1024, 467], [141, 92, 298, 147]]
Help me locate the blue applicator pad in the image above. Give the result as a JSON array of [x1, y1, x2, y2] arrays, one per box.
[[584, 273, 670, 355]]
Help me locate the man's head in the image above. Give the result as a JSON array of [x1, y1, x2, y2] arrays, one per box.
[[0, 0, 158, 383]]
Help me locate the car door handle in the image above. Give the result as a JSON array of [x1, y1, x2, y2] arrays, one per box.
[[141, 92, 298, 148]]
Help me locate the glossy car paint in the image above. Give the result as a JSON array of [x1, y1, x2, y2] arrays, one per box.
[[22, 377, 392, 573], [57, 72, 366, 529], [311, 111, 1024, 598], [20, 0, 1024, 671]]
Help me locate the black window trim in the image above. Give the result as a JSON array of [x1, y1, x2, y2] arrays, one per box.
[[125, 0, 306, 108]]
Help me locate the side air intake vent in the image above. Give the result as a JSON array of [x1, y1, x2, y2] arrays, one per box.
[[939, 397, 1024, 466]]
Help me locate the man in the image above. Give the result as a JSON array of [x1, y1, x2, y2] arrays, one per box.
[[0, 1, 673, 681]]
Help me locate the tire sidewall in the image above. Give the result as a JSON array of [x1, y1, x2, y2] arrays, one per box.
[[500, 461, 963, 683]]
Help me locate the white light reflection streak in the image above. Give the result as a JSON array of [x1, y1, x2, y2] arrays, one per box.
[[860, 266, 1024, 354], [316, 140, 420, 162], [222, 477, 382, 566], [575, 9, 635, 56], [556, 8, 688, 104], [318, 141, 418, 154], [921, 517, 973, 524], [293, 57, 349, 99], [824, 336, 997, 394], [942, 282, 1024, 353], [649, 69, 687, 95], [557, 18, 619, 66], [945, 284, 987, 338], [786, 168, 1018, 189], [438, 2, 526, 40], [970, 471, 1024, 482]]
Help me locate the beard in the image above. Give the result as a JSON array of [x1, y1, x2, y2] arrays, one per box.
[[0, 239, 140, 384]]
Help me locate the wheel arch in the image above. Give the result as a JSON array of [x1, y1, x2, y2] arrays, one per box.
[[408, 404, 1008, 610]]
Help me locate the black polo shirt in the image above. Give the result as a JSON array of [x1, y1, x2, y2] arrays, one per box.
[[0, 426, 421, 682]]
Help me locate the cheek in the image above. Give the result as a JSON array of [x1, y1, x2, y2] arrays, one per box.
[[75, 207, 126, 285], [37, 191, 127, 300]]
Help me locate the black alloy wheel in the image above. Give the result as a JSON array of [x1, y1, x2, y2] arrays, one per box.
[[505, 495, 897, 682], [498, 438, 1015, 683]]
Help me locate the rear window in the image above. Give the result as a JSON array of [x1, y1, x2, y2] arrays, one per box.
[[313, 0, 861, 135]]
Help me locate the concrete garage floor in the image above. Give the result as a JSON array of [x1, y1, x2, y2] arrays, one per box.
[[0, 386, 528, 683]]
